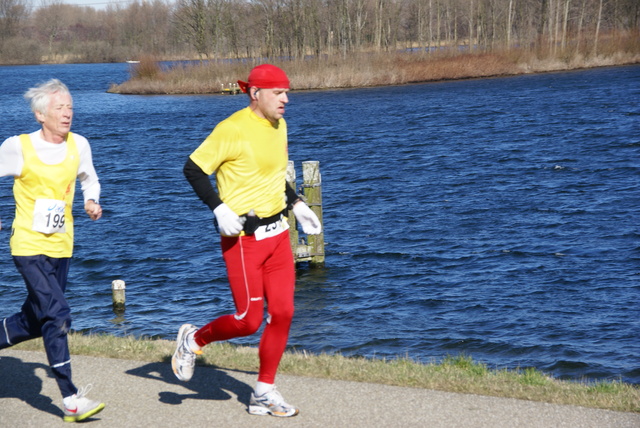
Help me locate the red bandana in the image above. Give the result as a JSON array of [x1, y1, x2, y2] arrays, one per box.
[[237, 64, 290, 93]]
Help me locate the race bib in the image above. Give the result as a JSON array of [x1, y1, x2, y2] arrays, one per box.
[[254, 219, 289, 241], [32, 199, 66, 234]]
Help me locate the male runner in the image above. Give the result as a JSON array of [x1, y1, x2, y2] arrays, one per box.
[[173, 64, 321, 417]]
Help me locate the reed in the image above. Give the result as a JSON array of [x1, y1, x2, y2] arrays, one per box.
[[108, 35, 640, 95], [12, 333, 640, 413], [130, 55, 163, 80]]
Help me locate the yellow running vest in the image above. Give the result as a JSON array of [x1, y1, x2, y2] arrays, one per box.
[[190, 107, 288, 218], [10, 133, 79, 258]]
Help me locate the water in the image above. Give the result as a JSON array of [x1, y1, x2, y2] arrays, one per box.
[[0, 63, 638, 384]]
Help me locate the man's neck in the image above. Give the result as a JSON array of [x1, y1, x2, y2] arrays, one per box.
[[40, 129, 67, 144]]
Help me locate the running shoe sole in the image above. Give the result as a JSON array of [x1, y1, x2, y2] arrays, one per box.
[[63, 402, 105, 422]]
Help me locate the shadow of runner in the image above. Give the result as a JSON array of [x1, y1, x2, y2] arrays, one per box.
[[125, 361, 254, 408], [0, 356, 62, 419]]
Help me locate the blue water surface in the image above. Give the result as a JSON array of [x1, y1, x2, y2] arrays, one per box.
[[0, 63, 638, 384]]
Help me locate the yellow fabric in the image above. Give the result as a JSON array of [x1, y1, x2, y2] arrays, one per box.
[[190, 107, 288, 218], [11, 133, 79, 257]]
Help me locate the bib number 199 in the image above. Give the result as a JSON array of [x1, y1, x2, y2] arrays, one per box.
[[46, 211, 65, 229], [32, 199, 67, 234]]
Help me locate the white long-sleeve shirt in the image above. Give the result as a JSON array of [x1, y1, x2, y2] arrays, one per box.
[[0, 130, 101, 203]]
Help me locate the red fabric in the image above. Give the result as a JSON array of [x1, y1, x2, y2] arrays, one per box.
[[194, 230, 295, 384], [237, 64, 290, 93]]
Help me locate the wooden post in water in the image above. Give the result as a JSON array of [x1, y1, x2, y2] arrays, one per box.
[[287, 160, 325, 266], [111, 279, 126, 313], [302, 161, 325, 267]]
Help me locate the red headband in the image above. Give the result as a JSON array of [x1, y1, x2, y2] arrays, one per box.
[[237, 64, 290, 93]]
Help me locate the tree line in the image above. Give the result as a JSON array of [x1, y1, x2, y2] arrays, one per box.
[[0, 0, 638, 65]]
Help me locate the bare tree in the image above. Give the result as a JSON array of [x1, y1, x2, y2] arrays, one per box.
[[506, 0, 511, 48], [33, 1, 74, 59], [0, 0, 29, 45], [373, 0, 385, 51], [173, 0, 209, 59], [593, 0, 603, 54]]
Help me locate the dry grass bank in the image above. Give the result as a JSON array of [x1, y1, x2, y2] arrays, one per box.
[[108, 38, 640, 95], [13, 333, 640, 413]]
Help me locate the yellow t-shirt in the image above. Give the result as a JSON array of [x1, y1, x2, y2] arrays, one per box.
[[190, 107, 288, 218], [10, 133, 79, 258]]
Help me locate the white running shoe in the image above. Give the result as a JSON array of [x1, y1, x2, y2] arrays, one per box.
[[171, 323, 202, 381], [249, 386, 299, 417], [62, 385, 105, 422]]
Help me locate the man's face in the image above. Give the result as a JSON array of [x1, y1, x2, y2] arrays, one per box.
[[254, 87, 289, 124], [37, 91, 73, 141]]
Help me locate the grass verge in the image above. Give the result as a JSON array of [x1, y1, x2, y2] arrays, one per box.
[[12, 332, 639, 413]]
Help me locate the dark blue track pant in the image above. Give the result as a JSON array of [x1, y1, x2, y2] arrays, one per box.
[[0, 255, 77, 398]]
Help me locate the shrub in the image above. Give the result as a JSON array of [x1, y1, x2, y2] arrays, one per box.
[[0, 37, 44, 65]]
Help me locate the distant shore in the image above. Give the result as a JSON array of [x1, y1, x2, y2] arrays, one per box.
[[107, 48, 640, 95]]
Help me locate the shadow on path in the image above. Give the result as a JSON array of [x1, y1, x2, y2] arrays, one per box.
[[125, 360, 254, 408], [0, 355, 61, 419]]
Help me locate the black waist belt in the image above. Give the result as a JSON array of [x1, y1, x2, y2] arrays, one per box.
[[243, 210, 285, 235], [259, 210, 285, 225]]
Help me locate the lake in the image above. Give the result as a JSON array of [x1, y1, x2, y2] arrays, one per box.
[[0, 62, 638, 384]]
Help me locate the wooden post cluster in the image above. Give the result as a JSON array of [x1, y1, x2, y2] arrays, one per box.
[[287, 161, 325, 267]]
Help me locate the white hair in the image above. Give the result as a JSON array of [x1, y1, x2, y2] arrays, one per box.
[[23, 79, 72, 120]]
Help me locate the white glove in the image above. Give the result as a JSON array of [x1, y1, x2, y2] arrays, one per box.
[[213, 203, 246, 236], [292, 202, 322, 235]]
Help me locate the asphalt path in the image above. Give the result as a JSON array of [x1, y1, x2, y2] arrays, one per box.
[[1, 349, 638, 427]]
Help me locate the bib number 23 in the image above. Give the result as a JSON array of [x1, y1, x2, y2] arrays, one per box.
[[32, 199, 66, 234], [254, 219, 289, 241]]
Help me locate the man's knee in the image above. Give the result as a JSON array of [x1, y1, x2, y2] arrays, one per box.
[[267, 307, 294, 326], [44, 315, 72, 337], [241, 313, 264, 335]]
